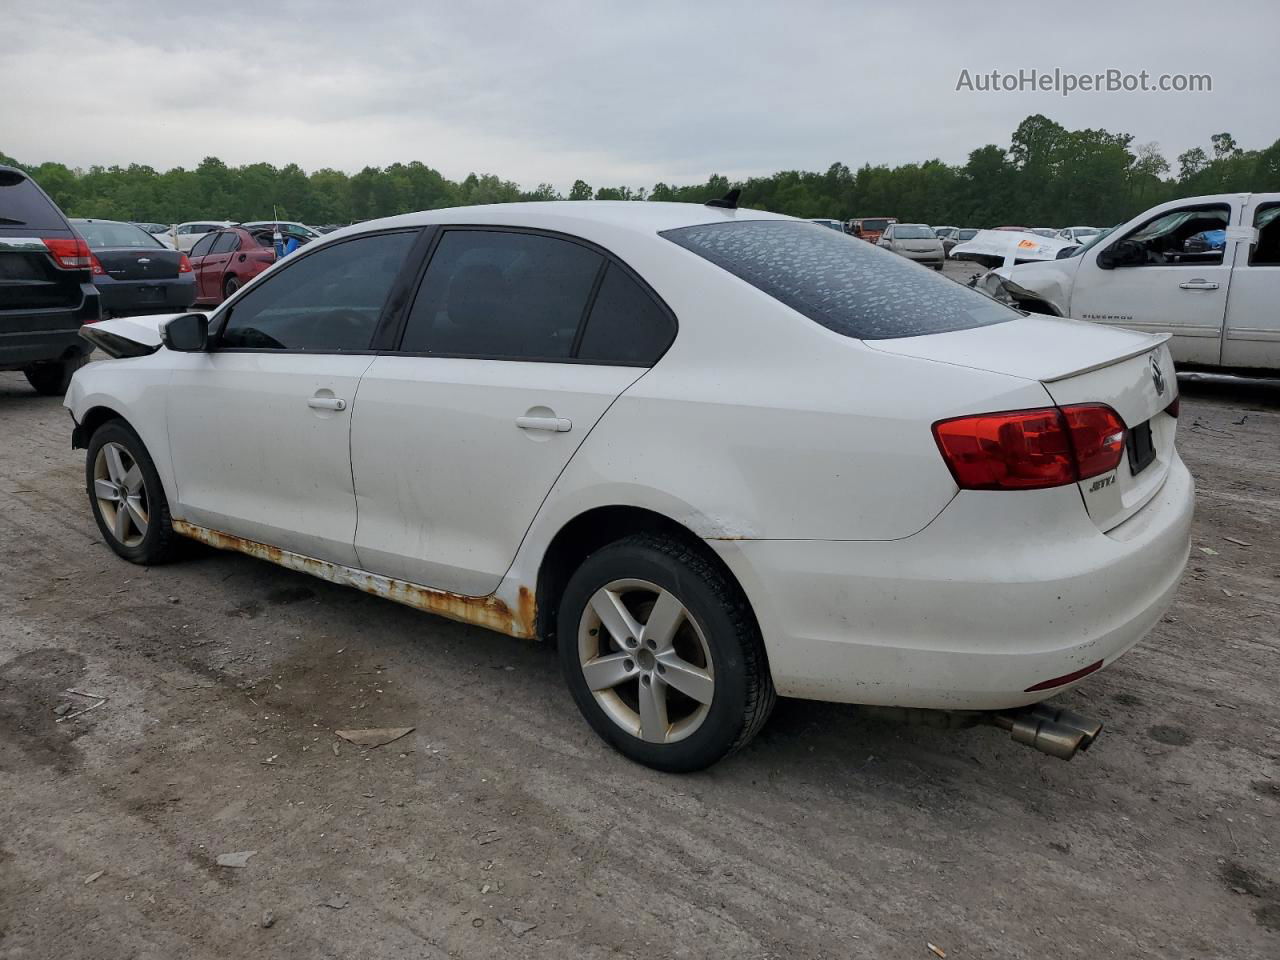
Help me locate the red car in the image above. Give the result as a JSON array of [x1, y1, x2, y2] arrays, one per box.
[[188, 226, 276, 305]]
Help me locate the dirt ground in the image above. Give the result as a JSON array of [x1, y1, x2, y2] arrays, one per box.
[[1, 356, 1277, 960]]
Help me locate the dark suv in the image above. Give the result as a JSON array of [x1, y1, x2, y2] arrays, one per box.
[[1, 165, 100, 394]]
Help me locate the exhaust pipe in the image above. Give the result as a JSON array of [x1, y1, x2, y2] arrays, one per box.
[[984, 706, 1104, 760]]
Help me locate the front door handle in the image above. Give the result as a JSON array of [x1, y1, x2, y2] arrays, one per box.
[[308, 396, 347, 411], [516, 415, 572, 432], [1179, 279, 1219, 290]]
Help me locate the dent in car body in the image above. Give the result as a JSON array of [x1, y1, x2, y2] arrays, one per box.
[[172, 520, 537, 638]]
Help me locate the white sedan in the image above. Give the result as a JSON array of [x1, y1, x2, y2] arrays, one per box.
[[66, 200, 1194, 771]]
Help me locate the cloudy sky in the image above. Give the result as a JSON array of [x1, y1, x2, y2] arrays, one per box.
[[2, 0, 1274, 190]]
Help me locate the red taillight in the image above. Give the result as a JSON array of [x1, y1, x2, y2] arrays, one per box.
[[1164, 397, 1180, 419], [178, 254, 193, 273], [89, 253, 105, 276], [1061, 404, 1127, 480], [43, 236, 94, 269], [933, 404, 1126, 491]]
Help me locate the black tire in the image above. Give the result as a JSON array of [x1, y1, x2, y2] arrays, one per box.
[[23, 353, 88, 396], [223, 275, 240, 300], [85, 419, 182, 565], [558, 533, 775, 772]]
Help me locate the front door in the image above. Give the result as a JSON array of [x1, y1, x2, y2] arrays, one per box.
[[166, 229, 420, 565], [1070, 200, 1239, 365], [351, 228, 676, 596]]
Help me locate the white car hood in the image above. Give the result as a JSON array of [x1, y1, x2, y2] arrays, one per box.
[[79, 312, 186, 357], [950, 229, 1075, 265], [866, 314, 1168, 383]]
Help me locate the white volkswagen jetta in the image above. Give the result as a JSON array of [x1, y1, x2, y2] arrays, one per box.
[[67, 199, 1194, 772]]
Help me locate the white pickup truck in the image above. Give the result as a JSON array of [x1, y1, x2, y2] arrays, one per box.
[[979, 193, 1280, 370]]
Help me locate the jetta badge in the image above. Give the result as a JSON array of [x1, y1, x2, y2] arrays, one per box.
[[1151, 355, 1166, 396]]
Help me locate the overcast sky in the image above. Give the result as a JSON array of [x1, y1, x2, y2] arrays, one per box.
[[2, 1, 1274, 190]]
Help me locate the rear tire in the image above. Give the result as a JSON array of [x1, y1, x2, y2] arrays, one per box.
[[558, 533, 775, 772], [86, 419, 181, 565], [222, 275, 240, 300], [23, 353, 87, 396]]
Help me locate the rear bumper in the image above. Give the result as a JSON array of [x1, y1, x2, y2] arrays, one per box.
[[711, 454, 1195, 710], [0, 287, 100, 369], [96, 276, 196, 317]]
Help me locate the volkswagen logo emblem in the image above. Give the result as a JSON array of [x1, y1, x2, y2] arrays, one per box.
[[1150, 355, 1166, 396]]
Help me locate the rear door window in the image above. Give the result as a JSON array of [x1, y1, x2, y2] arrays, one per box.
[[662, 219, 1014, 340], [218, 231, 416, 351], [211, 232, 239, 254], [0, 169, 66, 229], [400, 229, 603, 359], [189, 234, 216, 258]]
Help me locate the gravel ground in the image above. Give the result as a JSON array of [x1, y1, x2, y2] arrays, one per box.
[[1, 359, 1277, 960]]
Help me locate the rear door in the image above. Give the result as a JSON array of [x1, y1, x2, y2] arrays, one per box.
[[1069, 200, 1239, 364], [187, 233, 216, 299], [1220, 196, 1280, 369], [199, 231, 240, 301], [350, 227, 675, 596], [166, 229, 419, 565]]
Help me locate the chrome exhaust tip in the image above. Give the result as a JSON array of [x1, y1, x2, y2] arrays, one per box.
[[985, 706, 1103, 760]]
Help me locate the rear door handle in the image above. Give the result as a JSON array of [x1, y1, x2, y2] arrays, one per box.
[[308, 397, 347, 411], [516, 415, 572, 432], [1179, 279, 1219, 290]]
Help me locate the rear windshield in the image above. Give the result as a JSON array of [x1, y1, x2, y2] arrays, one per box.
[[894, 226, 935, 239], [75, 221, 164, 249], [958, 229, 978, 240], [661, 220, 1015, 340], [0, 170, 66, 229]]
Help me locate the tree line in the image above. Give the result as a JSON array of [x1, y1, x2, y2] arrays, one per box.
[[4, 115, 1277, 229]]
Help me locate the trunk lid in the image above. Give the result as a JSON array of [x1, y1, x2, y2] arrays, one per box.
[[94, 247, 184, 280], [869, 315, 1179, 531]]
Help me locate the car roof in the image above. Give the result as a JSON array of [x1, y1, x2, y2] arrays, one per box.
[[347, 201, 795, 238]]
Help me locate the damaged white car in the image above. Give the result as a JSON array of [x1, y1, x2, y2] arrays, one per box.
[[67, 200, 1193, 772], [977, 193, 1280, 370]]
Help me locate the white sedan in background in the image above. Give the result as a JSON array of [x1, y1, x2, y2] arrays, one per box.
[[67, 200, 1193, 772]]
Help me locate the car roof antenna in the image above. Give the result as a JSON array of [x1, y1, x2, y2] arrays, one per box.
[[705, 188, 741, 210]]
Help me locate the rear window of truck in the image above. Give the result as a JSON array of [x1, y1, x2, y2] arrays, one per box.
[[0, 169, 67, 229], [661, 219, 1015, 340]]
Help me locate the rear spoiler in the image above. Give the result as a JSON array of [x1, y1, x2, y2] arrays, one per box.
[[1040, 334, 1170, 383]]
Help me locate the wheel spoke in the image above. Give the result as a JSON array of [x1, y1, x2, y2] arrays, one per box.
[[581, 651, 635, 691], [640, 590, 685, 652], [638, 677, 670, 743], [104, 444, 127, 484], [112, 502, 130, 541], [94, 479, 119, 501], [657, 652, 714, 704], [590, 588, 641, 647], [123, 463, 144, 496], [125, 497, 149, 536]]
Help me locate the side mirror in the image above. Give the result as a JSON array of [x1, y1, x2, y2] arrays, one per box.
[[161, 313, 209, 352], [1096, 248, 1115, 269]]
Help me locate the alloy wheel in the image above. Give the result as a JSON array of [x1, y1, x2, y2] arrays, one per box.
[[577, 578, 715, 744], [93, 441, 149, 547]]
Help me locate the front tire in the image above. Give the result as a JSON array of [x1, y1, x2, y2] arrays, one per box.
[[24, 353, 87, 396], [86, 420, 181, 565], [558, 534, 775, 772]]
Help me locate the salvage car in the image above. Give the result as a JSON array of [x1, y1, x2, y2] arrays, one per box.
[[0, 164, 99, 394], [72, 219, 196, 318], [187, 226, 277, 305], [66, 200, 1194, 772], [978, 193, 1280, 370], [877, 223, 945, 269]]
